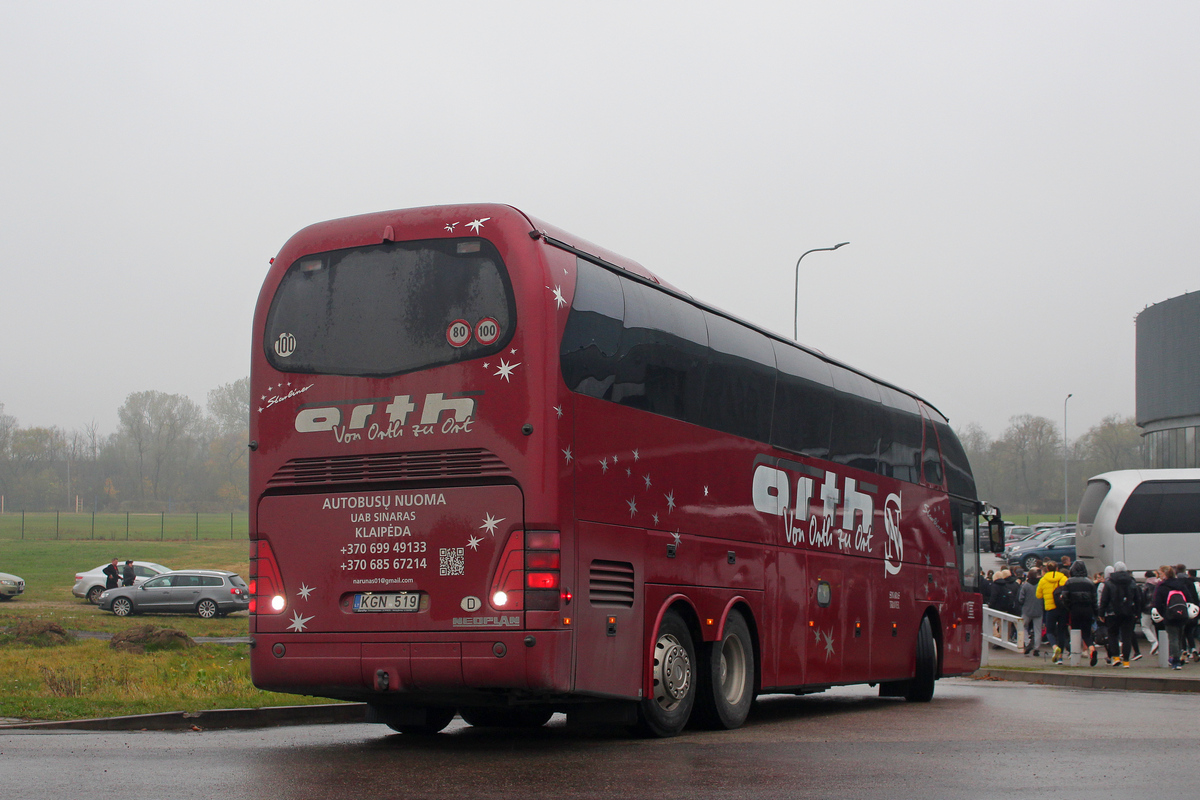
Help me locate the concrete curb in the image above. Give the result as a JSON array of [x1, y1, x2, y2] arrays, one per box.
[[974, 668, 1200, 694], [0, 703, 367, 732]]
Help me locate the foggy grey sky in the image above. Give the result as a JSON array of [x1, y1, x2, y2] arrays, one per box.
[[3, 2, 1198, 441]]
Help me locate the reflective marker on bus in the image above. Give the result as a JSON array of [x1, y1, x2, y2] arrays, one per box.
[[249, 203, 995, 737]]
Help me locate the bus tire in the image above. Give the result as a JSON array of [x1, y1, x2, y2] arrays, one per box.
[[385, 707, 456, 735], [638, 610, 696, 737], [905, 616, 937, 703], [694, 609, 754, 729], [459, 706, 554, 728]]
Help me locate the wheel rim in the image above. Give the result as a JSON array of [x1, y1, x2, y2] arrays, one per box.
[[198, 601, 216, 618], [652, 632, 692, 712], [718, 634, 748, 705], [114, 599, 130, 617]]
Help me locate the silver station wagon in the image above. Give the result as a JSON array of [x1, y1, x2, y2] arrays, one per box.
[[97, 570, 250, 618]]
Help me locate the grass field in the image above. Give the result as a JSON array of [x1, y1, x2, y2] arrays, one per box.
[[0, 539, 339, 721], [0, 511, 248, 541]]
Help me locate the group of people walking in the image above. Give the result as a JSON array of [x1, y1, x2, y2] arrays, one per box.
[[983, 560, 1200, 670], [102, 558, 136, 590]]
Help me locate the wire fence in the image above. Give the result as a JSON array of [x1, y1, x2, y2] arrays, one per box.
[[0, 512, 250, 541]]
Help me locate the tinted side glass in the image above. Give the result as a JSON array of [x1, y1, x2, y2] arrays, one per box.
[[1077, 480, 1112, 525], [610, 279, 708, 423], [200, 576, 224, 587], [886, 410, 923, 483], [771, 342, 834, 457], [230, 576, 248, 588], [922, 419, 945, 487], [560, 259, 625, 398], [700, 312, 775, 442], [1116, 481, 1200, 533], [828, 365, 883, 474], [935, 421, 977, 499], [144, 577, 170, 589]]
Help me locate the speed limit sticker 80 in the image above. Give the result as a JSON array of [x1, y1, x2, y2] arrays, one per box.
[[446, 320, 472, 348]]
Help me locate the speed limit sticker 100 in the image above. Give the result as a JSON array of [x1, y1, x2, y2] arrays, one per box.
[[475, 318, 500, 345]]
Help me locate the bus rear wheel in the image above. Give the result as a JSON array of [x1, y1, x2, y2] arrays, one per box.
[[638, 610, 696, 737], [905, 616, 938, 702], [694, 609, 754, 729]]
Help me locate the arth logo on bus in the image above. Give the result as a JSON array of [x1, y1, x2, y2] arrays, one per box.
[[295, 393, 479, 439]]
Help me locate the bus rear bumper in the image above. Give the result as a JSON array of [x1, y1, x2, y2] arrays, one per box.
[[251, 630, 573, 699]]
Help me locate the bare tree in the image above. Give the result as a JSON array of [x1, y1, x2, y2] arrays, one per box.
[[994, 414, 1061, 512], [116, 391, 202, 503], [1078, 415, 1142, 476]]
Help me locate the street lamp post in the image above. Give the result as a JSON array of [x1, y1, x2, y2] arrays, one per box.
[[1064, 393, 1073, 522], [794, 242, 849, 341]]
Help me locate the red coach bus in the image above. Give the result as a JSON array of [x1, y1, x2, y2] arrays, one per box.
[[249, 203, 994, 736]]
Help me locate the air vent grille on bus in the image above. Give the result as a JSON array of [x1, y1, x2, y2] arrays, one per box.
[[266, 448, 512, 488], [589, 560, 635, 608]]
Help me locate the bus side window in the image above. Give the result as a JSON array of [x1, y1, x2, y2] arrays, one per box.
[[921, 419, 945, 488], [560, 259, 625, 399], [612, 278, 708, 424], [770, 341, 834, 458], [701, 311, 776, 443]]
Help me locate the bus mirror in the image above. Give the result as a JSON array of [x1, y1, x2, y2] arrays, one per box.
[[988, 516, 1004, 552]]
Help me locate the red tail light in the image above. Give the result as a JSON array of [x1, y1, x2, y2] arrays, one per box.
[[524, 531, 561, 610], [250, 539, 286, 615]]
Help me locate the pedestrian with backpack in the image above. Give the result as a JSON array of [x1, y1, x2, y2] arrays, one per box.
[[1037, 561, 1069, 664], [1099, 561, 1140, 668], [1062, 561, 1099, 666], [1153, 566, 1198, 669]]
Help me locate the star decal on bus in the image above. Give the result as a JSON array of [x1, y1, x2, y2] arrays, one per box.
[[643, 474, 652, 489], [665, 491, 676, 512], [444, 222, 459, 232], [704, 486, 710, 497], [672, 531, 681, 547], [823, 630, 836, 660], [652, 512, 660, 525], [600, 457, 609, 473], [466, 217, 491, 233], [562, 446, 573, 464], [550, 285, 566, 308], [288, 611, 314, 633], [626, 467, 632, 477], [480, 513, 504, 536], [554, 405, 563, 418], [494, 359, 520, 382], [297, 584, 314, 601], [632, 449, 640, 461], [627, 497, 638, 517], [467, 534, 483, 551]]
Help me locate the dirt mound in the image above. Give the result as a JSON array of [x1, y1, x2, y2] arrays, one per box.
[[8, 620, 73, 646], [110, 625, 195, 653]]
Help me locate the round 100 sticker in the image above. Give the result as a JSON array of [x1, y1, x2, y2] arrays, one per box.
[[474, 318, 501, 345], [446, 320, 472, 348]]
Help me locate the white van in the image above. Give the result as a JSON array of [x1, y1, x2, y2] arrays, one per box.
[[1076, 469, 1200, 576]]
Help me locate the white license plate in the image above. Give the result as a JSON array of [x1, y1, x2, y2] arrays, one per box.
[[353, 592, 419, 612]]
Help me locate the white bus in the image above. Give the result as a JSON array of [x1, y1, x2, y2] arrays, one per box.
[[1076, 469, 1200, 576]]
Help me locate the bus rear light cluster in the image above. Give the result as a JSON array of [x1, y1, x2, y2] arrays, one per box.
[[524, 531, 561, 611], [488, 530, 564, 611], [250, 539, 287, 615]]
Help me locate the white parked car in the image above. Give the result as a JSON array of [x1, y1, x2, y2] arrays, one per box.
[[72, 561, 171, 604], [0, 571, 24, 600]]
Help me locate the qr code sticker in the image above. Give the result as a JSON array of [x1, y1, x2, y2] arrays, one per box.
[[439, 547, 465, 577]]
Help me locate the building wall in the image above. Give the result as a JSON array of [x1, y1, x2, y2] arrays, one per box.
[[1137, 291, 1200, 468]]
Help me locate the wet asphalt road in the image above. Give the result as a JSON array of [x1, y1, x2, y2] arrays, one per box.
[[3, 679, 1193, 800]]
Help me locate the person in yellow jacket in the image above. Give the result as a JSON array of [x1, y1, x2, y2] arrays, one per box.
[[1037, 561, 1070, 664]]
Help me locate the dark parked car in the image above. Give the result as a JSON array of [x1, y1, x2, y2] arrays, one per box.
[[97, 570, 249, 618], [1007, 532, 1076, 572]]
